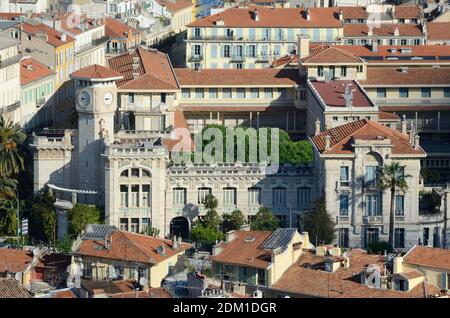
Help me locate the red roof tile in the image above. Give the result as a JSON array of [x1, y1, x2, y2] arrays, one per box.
[[0, 278, 31, 298], [174, 68, 300, 86], [0, 249, 41, 273], [339, 6, 368, 20], [0, 13, 24, 21], [343, 24, 423, 37], [20, 57, 54, 86], [404, 245, 450, 271], [360, 67, 450, 85], [310, 80, 373, 108], [310, 119, 425, 156], [425, 22, 450, 41], [108, 47, 179, 90], [105, 17, 138, 39], [269, 250, 441, 298], [378, 111, 400, 120], [155, 0, 193, 13], [393, 6, 422, 19], [301, 46, 362, 63], [21, 22, 74, 47], [208, 231, 274, 269], [74, 229, 191, 265], [188, 6, 342, 28], [71, 64, 123, 80]]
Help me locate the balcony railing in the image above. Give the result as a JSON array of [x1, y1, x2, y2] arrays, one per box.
[[362, 215, 383, 223], [230, 55, 246, 62], [76, 36, 109, 54], [255, 54, 270, 63], [0, 101, 20, 114], [188, 54, 203, 62], [336, 215, 350, 223], [36, 98, 45, 107], [189, 35, 235, 41], [0, 55, 21, 69]]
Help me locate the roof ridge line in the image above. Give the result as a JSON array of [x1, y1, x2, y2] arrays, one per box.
[[117, 230, 157, 264]]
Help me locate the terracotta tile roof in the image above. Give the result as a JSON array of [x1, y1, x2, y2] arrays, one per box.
[[20, 57, 54, 86], [74, 229, 191, 265], [187, 6, 342, 28], [208, 230, 274, 269], [398, 270, 424, 280], [340, 6, 368, 20], [378, 111, 400, 120], [52, 289, 77, 298], [393, 6, 422, 19], [271, 54, 297, 68], [0, 248, 41, 273], [174, 68, 300, 86], [80, 279, 136, 295], [309, 80, 373, 108], [425, 22, 450, 41], [110, 291, 151, 298], [0, 13, 24, 21], [71, 64, 122, 80], [343, 24, 424, 37], [269, 250, 441, 298], [404, 245, 450, 271], [0, 278, 31, 298], [301, 46, 362, 63], [56, 14, 103, 35], [108, 47, 179, 90], [310, 119, 426, 156], [155, 0, 193, 13], [105, 17, 138, 39], [21, 22, 74, 47], [360, 67, 450, 85]]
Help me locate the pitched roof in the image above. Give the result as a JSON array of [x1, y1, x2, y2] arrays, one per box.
[[301, 46, 362, 63], [340, 6, 368, 20], [378, 111, 400, 121], [71, 64, 123, 80], [105, 17, 138, 39], [0, 278, 31, 298], [174, 68, 300, 86], [309, 80, 373, 108], [20, 57, 54, 86], [73, 228, 191, 265], [404, 245, 450, 271], [393, 6, 422, 19], [51, 289, 77, 298], [425, 22, 450, 41], [108, 47, 179, 90], [155, 0, 193, 13], [360, 67, 450, 85], [56, 14, 103, 35], [0, 13, 24, 21], [0, 248, 41, 273], [343, 24, 423, 37], [21, 22, 74, 47], [310, 119, 426, 156], [187, 6, 342, 28], [208, 230, 275, 269], [269, 250, 441, 298]]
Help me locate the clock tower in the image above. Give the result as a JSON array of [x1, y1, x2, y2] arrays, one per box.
[[71, 65, 123, 204]]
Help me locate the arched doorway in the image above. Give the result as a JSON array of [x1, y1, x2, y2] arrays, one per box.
[[170, 217, 189, 239]]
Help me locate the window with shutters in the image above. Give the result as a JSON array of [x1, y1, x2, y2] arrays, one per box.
[[198, 187, 212, 204], [395, 195, 404, 216], [272, 187, 286, 206], [297, 188, 311, 208], [173, 188, 186, 206], [248, 187, 261, 205], [223, 187, 236, 206]]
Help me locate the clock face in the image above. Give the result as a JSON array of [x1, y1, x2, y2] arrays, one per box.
[[104, 92, 113, 106], [77, 91, 91, 108]]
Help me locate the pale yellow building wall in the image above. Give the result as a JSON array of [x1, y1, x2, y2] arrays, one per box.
[[149, 251, 185, 287], [402, 262, 450, 290]]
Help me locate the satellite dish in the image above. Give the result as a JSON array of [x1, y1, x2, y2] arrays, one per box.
[[139, 277, 148, 287], [14, 272, 23, 282]]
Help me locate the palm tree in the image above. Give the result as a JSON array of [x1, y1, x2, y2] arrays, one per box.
[[378, 162, 411, 249], [0, 116, 26, 178]]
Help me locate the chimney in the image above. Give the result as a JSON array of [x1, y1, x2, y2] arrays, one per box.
[[401, 115, 407, 134], [212, 243, 222, 256], [297, 34, 310, 59], [253, 9, 259, 22], [302, 232, 310, 249], [394, 26, 399, 36], [225, 230, 236, 243], [177, 236, 182, 247], [26, 64, 33, 71], [53, 19, 62, 32], [339, 9, 343, 21], [325, 135, 331, 150], [61, 33, 66, 42], [315, 119, 321, 136], [368, 26, 373, 37], [172, 235, 178, 249], [306, 8, 311, 21], [414, 134, 420, 150], [393, 256, 403, 274]]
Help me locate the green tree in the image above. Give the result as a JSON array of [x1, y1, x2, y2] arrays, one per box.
[[147, 227, 160, 237], [201, 194, 221, 230], [0, 116, 27, 178], [28, 192, 56, 243], [190, 223, 224, 248], [420, 167, 440, 184], [56, 234, 75, 253], [251, 207, 279, 231], [303, 201, 335, 245], [68, 203, 103, 236], [378, 162, 411, 249], [221, 210, 246, 233]]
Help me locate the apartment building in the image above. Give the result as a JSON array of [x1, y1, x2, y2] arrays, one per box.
[[185, 6, 343, 69], [173, 68, 305, 135], [0, 33, 21, 123], [209, 229, 312, 296], [20, 57, 55, 131], [105, 17, 141, 55], [71, 224, 191, 288]]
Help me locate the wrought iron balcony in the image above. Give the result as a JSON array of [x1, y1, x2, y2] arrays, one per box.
[[188, 54, 203, 62]]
